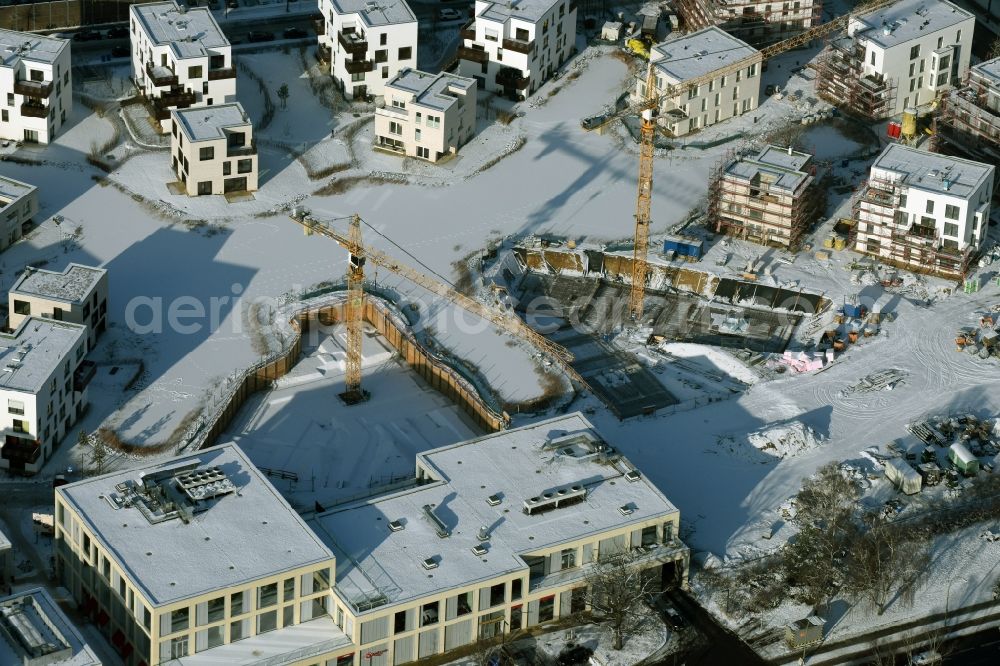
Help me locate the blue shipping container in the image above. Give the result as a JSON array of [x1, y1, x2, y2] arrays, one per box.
[[663, 235, 703, 259]]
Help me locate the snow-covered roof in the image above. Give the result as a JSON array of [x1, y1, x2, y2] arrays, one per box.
[[0, 28, 67, 67], [477, 0, 569, 24], [386, 69, 475, 113], [312, 413, 679, 613], [57, 444, 335, 607], [330, 0, 416, 27], [651, 27, 758, 85], [971, 56, 1000, 89], [0, 175, 35, 205], [171, 614, 351, 665], [852, 0, 973, 50], [950, 441, 976, 464], [724, 145, 813, 193], [886, 457, 920, 478], [0, 317, 85, 394], [174, 103, 252, 142], [10, 264, 106, 305], [131, 1, 229, 59], [0, 588, 101, 666], [870, 144, 994, 200]]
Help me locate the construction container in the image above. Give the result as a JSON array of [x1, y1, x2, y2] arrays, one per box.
[[901, 107, 918, 139], [887, 121, 902, 139], [833, 339, 846, 352], [949, 442, 980, 476], [885, 458, 922, 494], [833, 237, 847, 251], [918, 462, 943, 486], [843, 302, 867, 319], [848, 330, 859, 343], [662, 235, 703, 259], [814, 251, 830, 261], [822, 236, 835, 248], [785, 616, 824, 649]]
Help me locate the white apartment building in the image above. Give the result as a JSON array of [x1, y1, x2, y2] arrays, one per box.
[[854, 144, 994, 278], [0, 317, 90, 475], [939, 57, 1000, 163], [319, 0, 418, 100], [55, 444, 348, 666], [816, 0, 974, 119], [0, 28, 72, 144], [8, 263, 109, 349], [457, 0, 577, 99], [375, 69, 478, 162], [312, 413, 689, 666], [0, 175, 37, 252], [639, 27, 761, 138], [0, 587, 102, 665], [130, 1, 236, 133], [171, 103, 258, 196], [675, 0, 821, 47]]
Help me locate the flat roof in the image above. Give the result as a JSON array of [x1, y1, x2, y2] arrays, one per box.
[[132, 1, 229, 58], [651, 26, 758, 84], [0, 175, 36, 205], [0, 317, 85, 394], [853, 0, 973, 50], [0, 28, 68, 67], [172, 614, 351, 665], [387, 69, 475, 113], [57, 444, 335, 607], [330, 0, 416, 27], [10, 264, 106, 305], [313, 413, 678, 612], [173, 103, 251, 142], [971, 56, 1000, 88], [871, 144, 994, 200], [0, 588, 101, 666], [725, 145, 814, 193], [477, 0, 566, 24]]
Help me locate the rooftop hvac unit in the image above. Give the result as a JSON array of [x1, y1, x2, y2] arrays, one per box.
[[388, 520, 404, 532], [422, 504, 451, 538], [472, 544, 488, 556], [624, 470, 642, 482], [619, 504, 635, 516], [421, 557, 439, 570], [486, 494, 502, 506], [523, 484, 587, 515]]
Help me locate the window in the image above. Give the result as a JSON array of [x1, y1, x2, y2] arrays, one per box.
[[230, 619, 248, 641], [197, 626, 224, 652], [380, 33, 387, 46], [898, 194, 907, 207], [920, 215, 935, 228], [237, 159, 253, 174], [394, 609, 409, 633], [1, 110, 6, 122], [937, 37, 943, 49], [13, 300, 30, 315], [389, 121, 402, 135], [170, 636, 189, 659], [258, 583, 278, 608], [351, 72, 364, 82], [925, 200, 934, 214], [171, 607, 190, 633], [945, 204, 959, 220], [8, 400, 24, 415], [957, 29, 962, 42], [909, 63, 915, 76], [282, 604, 293, 627], [283, 578, 295, 602], [870, 51, 875, 65], [231, 591, 246, 615], [943, 222, 959, 237], [909, 44, 920, 60], [197, 181, 212, 195], [511, 578, 523, 601], [936, 72, 947, 86], [939, 55, 950, 70], [382, 66, 389, 79], [489, 582, 505, 607], [257, 610, 278, 634], [374, 49, 388, 63], [398, 46, 412, 60], [427, 115, 441, 129], [641, 525, 658, 546], [188, 65, 203, 78], [415, 128, 421, 141], [420, 601, 439, 626], [391, 98, 405, 109], [560, 548, 576, 569], [12, 419, 28, 433], [207, 596, 225, 623], [538, 596, 555, 622], [199, 146, 214, 161], [223, 161, 231, 176]]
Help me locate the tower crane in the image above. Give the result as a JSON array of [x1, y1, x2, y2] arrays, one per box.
[[595, 0, 903, 321], [292, 212, 583, 402]]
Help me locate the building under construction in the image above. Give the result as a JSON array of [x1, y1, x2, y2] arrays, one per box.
[[708, 144, 824, 250], [936, 57, 1000, 164], [674, 0, 822, 47], [813, 36, 897, 120]]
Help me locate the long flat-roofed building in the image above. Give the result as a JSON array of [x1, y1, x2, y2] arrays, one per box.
[[638, 27, 762, 138], [853, 144, 994, 278], [0, 317, 90, 475], [0, 28, 72, 144], [130, 1, 236, 133], [709, 145, 823, 250], [375, 69, 477, 162], [8, 264, 109, 348], [319, 0, 418, 100], [0, 175, 38, 252], [0, 587, 102, 665], [54, 444, 348, 666], [312, 413, 688, 666], [171, 103, 258, 196]]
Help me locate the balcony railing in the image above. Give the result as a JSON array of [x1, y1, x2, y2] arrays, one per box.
[[14, 79, 53, 98], [907, 223, 938, 239], [2, 435, 41, 464], [344, 59, 374, 75], [146, 61, 178, 87], [528, 541, 688, 592], [74, 360, 96, 393], [496, 67, 529, 89], [502, 37, 533, 54], [457, 46, 488, 64], [152, 90, 197, 120], [20, 103, 48, 119], [227, 139, 257, 157], [459, 21, 475, 41], [207, 67, 236, 81], [338, 29, 368, 55]]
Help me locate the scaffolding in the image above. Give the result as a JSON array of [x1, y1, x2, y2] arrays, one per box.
[[707, 146, 824, 251], [935, 70, 1000, 163], [850, 174, 974, 279], [675, 0, 824, 47], [813, 39, 898, 120]]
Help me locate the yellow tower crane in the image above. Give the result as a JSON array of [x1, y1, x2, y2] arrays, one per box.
[[342, 214, 367, 403]]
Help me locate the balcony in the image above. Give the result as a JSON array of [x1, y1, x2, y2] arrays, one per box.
[[527, 541, 688, 592], [74, 360, 96, 393], [207, 67, 236, 81], [344, 59, 374, 75], [459, 21, 476, 41], [338, 29, 368, 55], [502, 37, 533, 54], [146, 61, 178, 88], [152, 90, 197, 120], [227, 139, 257, 157], [496, 67, 529, 90], [20, 102, 48, 119], [907, 223, 938, 239], [14, 79, 53, 98], [2, 434, 41, 465], [457, 45, 488, 64]]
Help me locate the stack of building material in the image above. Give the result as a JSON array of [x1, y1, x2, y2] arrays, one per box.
[[777, 350, 833, 373]]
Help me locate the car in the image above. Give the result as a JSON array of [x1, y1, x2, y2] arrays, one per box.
[[581, 113, 609, 130], [53, 474, 68, 488], [438, 8, 462, 20], [73, 30, 100, 42], [663, 606, 688, 630], [282, 27, 308, 39], [111, 45, 130, 58], [247, 31, 275, 42], [106, 26, 128, 39]]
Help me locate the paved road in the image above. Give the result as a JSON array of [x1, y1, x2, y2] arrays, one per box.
[[654, 588, 766, 666]]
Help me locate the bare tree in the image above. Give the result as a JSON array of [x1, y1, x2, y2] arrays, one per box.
[[846, 513, 929, 615], [584, 552, 659, 650], [86, 430, 108, 476], [277, 84, 290, 110]]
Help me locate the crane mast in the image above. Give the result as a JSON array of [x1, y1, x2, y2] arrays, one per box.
[[342, 214, 367, 404], [630, 63, 658, 321]]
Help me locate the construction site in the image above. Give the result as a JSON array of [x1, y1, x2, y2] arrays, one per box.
[[673, 0, 823, 47], [707, 144, 826, 250], [936, 57, 1000, 163], [813, 37, 898, 120]]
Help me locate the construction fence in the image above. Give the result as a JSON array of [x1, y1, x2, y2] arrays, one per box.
[[1, 0, 134, 32], [188, 294, 509, 454]]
